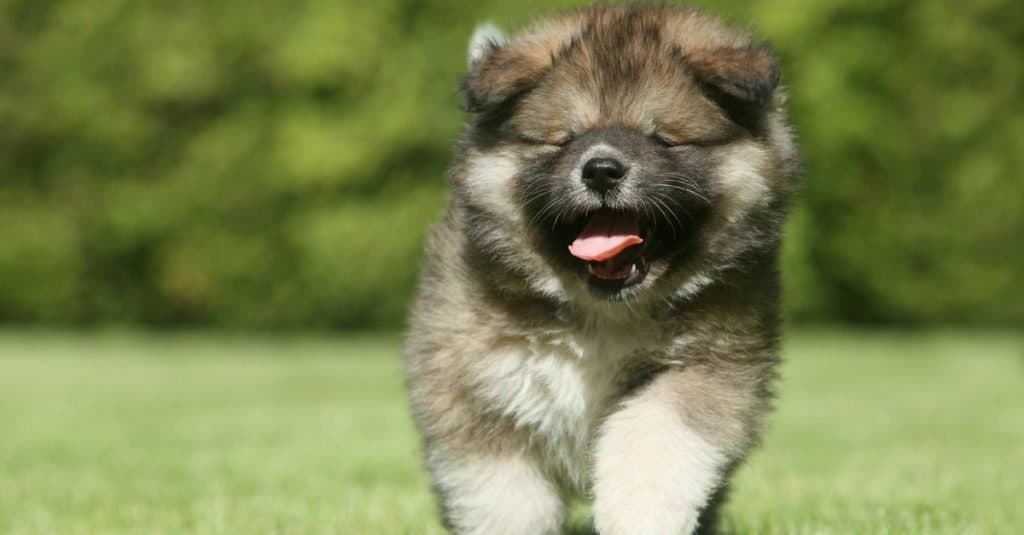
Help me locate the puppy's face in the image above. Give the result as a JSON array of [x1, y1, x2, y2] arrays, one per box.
[[455, 7, 797, 304]]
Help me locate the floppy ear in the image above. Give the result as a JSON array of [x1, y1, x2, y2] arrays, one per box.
[[461, 24, 552, 113], [685, 45, 780, 106]]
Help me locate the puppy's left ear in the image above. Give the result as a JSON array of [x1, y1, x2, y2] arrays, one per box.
[[461, 23, 553, 113], [685, 45, 780, 107]]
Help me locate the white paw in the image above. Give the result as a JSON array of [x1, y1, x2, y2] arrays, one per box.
[[432, 454, 564, 535], [592, 399, 724, 535]]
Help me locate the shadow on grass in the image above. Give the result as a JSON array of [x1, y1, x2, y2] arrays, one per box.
[[564, 522, 737, 534], [566, 524, 597, 535]]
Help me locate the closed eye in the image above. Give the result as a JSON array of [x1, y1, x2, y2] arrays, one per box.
[[519, 133, 572, 147], [652, 132, 681, 147], [652, 132, 736, 148]]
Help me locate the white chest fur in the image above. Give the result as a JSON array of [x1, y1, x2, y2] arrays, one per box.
[[474, 327, 652, 491]]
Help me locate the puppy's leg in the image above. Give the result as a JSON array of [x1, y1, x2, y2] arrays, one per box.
[[593, 362, 768, 535], [592, 393, 725, 534], [430, 451, 565, 535]]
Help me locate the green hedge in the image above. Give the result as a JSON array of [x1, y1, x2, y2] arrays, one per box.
[[1, 0, 1020, 328]]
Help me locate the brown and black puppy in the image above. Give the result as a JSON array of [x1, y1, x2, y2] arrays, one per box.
[[405, 5, 799, 534]]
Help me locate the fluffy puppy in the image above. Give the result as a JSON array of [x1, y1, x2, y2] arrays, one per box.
[[405, 5, 799, 534]]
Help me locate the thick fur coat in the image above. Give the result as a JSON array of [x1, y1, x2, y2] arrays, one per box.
[[404, 5, 799, 534]]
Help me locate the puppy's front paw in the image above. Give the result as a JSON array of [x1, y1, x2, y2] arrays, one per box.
[[432, 454, 565, 535], [592, 397, 724, 535], [593, 501, 700, 535]]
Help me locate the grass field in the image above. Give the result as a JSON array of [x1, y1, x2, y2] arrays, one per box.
[[0, 330, 1021, 534]]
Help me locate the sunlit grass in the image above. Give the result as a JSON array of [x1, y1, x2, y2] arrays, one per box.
[[0, 329, 1021, 534]]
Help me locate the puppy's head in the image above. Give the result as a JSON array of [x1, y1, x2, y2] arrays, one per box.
[[453, 6, 798, 307]]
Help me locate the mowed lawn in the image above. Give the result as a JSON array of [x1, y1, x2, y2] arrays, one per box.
[[0, 330, 1021, 534]]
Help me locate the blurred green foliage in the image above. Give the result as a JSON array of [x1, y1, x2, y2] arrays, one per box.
[[0, 0, 1021, 328]]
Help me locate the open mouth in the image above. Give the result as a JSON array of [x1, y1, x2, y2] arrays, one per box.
[[568, 208, 650, 288]]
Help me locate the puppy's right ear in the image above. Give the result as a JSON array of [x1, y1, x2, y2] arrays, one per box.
[[467, 22, 507, 68], [461, 23, 551, 113]]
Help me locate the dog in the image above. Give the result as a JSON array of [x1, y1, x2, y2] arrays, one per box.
[[404, 4, 799, 534]]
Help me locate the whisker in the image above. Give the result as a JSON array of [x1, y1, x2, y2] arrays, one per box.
[[529, 197, 560, 228], [650, 193, 684, 237], [647, 197, 674, 237], [521, 188, 551, 206], [659, 191, 698, 228], [656, 180, 711, 205], [656, 172, 711, 204]]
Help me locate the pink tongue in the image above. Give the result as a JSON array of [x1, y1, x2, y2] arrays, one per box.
[[568, 211, 643, 262]]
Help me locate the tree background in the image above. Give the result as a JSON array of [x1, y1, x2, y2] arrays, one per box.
[[1, 0, 1021, 329]]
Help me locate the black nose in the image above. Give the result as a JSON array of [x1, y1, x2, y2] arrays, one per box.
[[581, 157, 627, 193]]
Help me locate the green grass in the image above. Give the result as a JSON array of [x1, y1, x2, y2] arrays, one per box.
[[0, 330, 1021, 534]]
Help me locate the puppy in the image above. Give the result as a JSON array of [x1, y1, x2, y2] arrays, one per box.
[[405, 5, 798, 534]]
